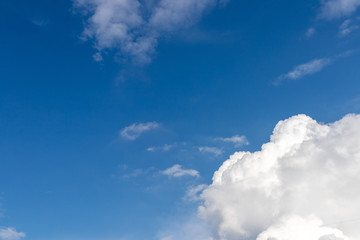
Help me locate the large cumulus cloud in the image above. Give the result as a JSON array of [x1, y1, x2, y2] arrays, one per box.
[[199, 114, 360, 240]]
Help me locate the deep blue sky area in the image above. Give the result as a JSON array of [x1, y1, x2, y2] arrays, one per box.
[[1, 0, 360, 239]]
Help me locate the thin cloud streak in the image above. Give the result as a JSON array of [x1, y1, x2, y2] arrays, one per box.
[[120, 122, 160, 140], [275, 58, 333, 85], [216, 135, 249, 147], [198, 146, 223, 156], [162, 164, 199, 178]]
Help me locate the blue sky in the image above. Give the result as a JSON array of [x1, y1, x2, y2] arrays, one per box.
[[1, 0, 360, 239]]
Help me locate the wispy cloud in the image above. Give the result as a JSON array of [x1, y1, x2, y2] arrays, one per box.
[[216, 135, 249, 147], [0, 228, 25, 240], [275, 58, 333, 84], [120, 122, 160, 140], [305, 27, 316, 38], [74, 0, 226, 63], [338, 19, 359, 36], [162, 164, 199, 178], [147, 144, 174, 152], [31, 19, 49, 27], [319, 0, 360, 20], [184, 184, 207, 202], [198, 146, 223, 156]]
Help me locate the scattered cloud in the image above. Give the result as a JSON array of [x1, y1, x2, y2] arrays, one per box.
[[31, 19, 49, 27], [338, 19, 359, 36], [305, 27, 316, 38], [162, 164, 199, 178], [275, 57, 333, 84], [74, 0, 225, 63], [120, 122, 160, 140], [184, 184, 207, 202], [0, 228, 25, 240], [319, 0, 360, 20], [112, 164, 158, 180], [147, 144, 174, 152], [199, 114, 360, 240], [216, 135, 249, 147], [198, 146, 223, 156]]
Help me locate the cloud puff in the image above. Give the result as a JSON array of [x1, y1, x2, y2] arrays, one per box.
[[120, 121, 159, 140], [216, 135, 249, 147], [74, 0, 223, 63], [199, 114, 360, 240], [275, 58, 333, 84], [162, 164, 199, 178], [0, 228, 26, 240], [319, 0, 360, 20], [198, 147, 223, 156]]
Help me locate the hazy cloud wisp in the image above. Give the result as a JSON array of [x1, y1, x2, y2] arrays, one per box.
[[120, 121, 160, 140], [275, 57, 333, 84], [198, 146, 223, 156], [162, 164, 199, 178], [319, 0, 360, 19], [0, 228, 26, 240], [216, 135, 248, 147]]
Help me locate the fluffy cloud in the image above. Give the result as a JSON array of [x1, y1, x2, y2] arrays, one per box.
[[74, 0, 224, 63], [275, 58, 333, 84], [120, 121, 159, 140], [319, 0, 360, 19], [162, 164, 199, 178], [199, 114, 360, 240], [216, 135, 248, 147], [0, 228, 25, 240]]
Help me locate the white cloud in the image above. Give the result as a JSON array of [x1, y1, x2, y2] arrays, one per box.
[[198, 147, 223, 156], [74, 0, 223, 63], [199, 114, 360, 240], [319, 0, 360, 20], [275, 58, 333, 84], [338, 19, 359, 36], [120, 122, 159, 140], [162, 164, 199, 178], [0, 228, 25, 240], [216, 135, 249, 147]]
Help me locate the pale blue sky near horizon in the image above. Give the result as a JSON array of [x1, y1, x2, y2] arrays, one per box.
[[1, 0, 360, 239]]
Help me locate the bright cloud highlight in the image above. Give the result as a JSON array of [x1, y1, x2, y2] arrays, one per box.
[[199, 114, 360, 240]]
